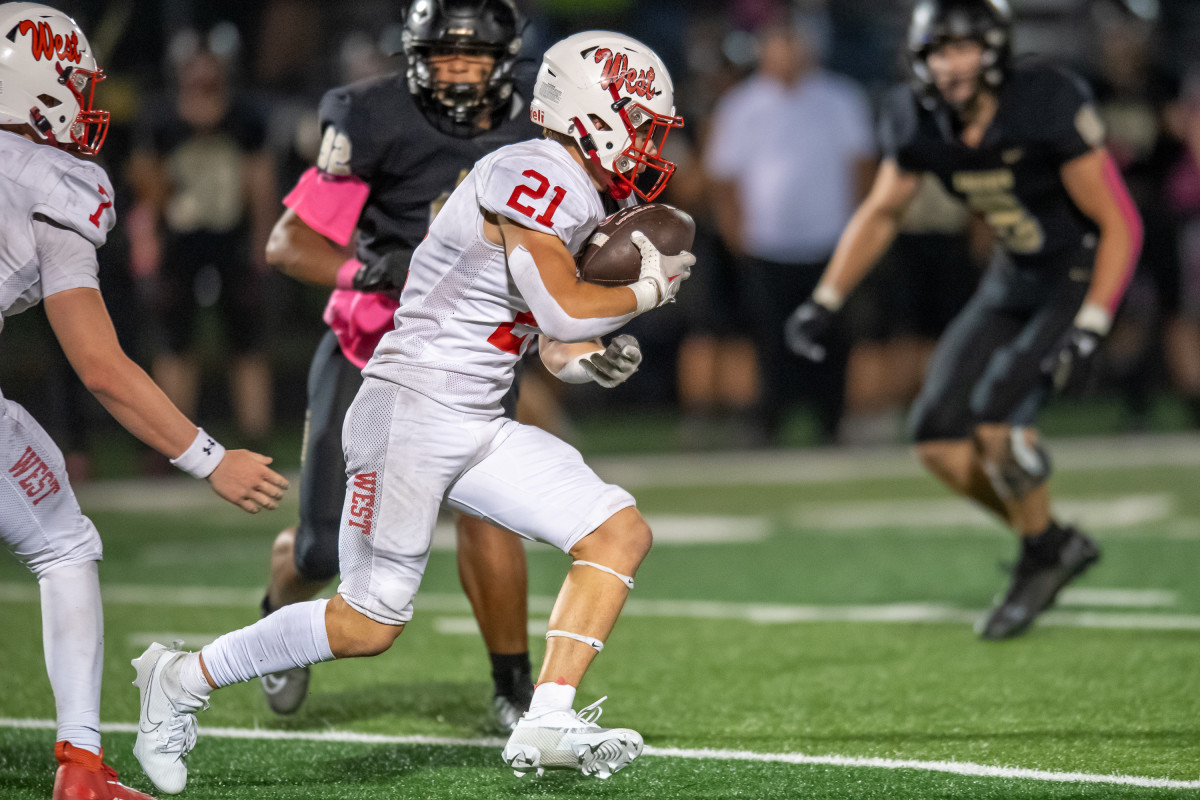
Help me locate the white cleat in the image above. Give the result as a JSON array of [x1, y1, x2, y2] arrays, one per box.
[[131, 642, 206, 795], [500, 696, 643, 779]]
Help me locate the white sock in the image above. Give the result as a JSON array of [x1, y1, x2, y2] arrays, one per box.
[[528, 680, 576, 715], [199, 599, 333, 688], [38, 561, 103, 755], [176, 651, 213, 700]]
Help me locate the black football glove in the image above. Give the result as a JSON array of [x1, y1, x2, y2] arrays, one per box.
[[351, 247, 414, 293], [784, 298, 837, 362], [1042, 325, 1104, 396]]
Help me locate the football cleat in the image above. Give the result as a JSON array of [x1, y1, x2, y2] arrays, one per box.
[[131, 643, 205, 795], [53, 741, 158, 800], [500, 696, 643, 779], [491, 693, 527, 734], [978, 527, 1101, 641], [260, 665, 310, 716]]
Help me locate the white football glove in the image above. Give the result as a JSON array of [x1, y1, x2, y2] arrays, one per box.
[[580, 334, 643, 388], [628, 230, 694, 314]]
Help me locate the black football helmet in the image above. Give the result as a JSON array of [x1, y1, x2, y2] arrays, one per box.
[[908, 0, 1012, 108], [400, 0, 522, 133]]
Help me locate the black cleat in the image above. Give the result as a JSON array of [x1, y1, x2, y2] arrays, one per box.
[[978, 527, 1100, 641]]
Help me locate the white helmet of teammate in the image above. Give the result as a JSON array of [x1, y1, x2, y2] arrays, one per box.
[[530, 30, 683, 201], [0, 2, 109, 154]]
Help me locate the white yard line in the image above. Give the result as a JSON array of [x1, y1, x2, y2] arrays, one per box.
[[66, 432, 1200, 511], [2, 582, 1187, 633], [790, 494, 1176, 532], [0, 717, 1194, 790]]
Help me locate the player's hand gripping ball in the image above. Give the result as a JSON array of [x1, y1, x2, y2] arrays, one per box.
[[577, 203, 696, 286]]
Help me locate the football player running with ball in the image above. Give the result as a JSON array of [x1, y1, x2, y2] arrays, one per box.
[[256, 0, 620, 732], [785, 0, 1142, 640], [0, 5, 288, 800], [130, 30, 691, 791]]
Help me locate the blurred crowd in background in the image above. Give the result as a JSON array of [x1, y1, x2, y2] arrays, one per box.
[[8, 0, 1200, 472]]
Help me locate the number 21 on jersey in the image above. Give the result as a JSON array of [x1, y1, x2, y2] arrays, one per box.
[[506, 169, 567, 227]]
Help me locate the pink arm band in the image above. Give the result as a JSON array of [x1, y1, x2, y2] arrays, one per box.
[[1100, 153, 1143, 314], [335, 258, 363, 290], [282, 167, 370, 247]]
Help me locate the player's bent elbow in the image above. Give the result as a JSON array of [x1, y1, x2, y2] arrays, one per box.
[[264, 224, 298, 276]]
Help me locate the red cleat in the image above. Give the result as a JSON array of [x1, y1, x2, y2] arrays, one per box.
[[53, 741, 158, 800]]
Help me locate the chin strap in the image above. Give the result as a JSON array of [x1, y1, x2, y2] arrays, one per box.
[[573, 114, 633, 201]]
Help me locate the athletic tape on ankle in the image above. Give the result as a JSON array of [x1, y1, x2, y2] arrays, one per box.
[[546, 629, 604, 652], [170, 427, 226, 479], [573, 560, 634, 588]]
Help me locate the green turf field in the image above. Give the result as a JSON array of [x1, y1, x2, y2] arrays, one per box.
[[2, 436, 1198, 798]]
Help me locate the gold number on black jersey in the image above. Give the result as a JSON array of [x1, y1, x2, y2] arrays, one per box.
[[952, 168, 1045, 254]]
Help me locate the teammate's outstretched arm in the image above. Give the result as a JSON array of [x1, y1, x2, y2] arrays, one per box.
[[44, 284, 288, 512], [785, 160, 922, 360], [1045, 148, 1144, 392]]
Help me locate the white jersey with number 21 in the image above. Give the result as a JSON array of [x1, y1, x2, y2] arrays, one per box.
[[365, 138, 608, 414]]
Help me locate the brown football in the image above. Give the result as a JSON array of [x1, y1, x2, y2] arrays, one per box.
[[577, 203, 696, 286]]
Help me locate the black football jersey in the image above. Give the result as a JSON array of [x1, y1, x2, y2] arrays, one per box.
[[880, 60, 1106, 271], [316, 71, 541, 265]]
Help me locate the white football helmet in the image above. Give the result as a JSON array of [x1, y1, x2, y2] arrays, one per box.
[[530, 31, 683, 201], [0, 2, 108, 154]]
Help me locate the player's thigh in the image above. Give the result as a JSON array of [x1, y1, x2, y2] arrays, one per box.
[[295, 332, 363, 581], [445, 422, 635, 554], [337, 381, 499, 624], [971, 276, 1088, 424], [0, 399, 100, 575], [908, 278, 1026, 442]]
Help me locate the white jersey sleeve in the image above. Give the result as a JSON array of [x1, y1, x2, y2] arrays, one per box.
[[33, 218, 101, 298], [35, 160, 116, 248], [476, 142, 605, 256]]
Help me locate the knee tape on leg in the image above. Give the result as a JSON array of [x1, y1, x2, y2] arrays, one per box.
[[573, 560, 634, 589], [546, 629, 604, 652], [981, 427, 1052, 501]]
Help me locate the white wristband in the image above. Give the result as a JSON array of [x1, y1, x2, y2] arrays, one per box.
[[628, 279, 659, 314], [170, 428, 226, 479], [1074, 302, 1112, 336], [813, 284, 845, 312]]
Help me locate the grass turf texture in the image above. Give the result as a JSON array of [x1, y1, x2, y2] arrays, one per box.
[[1, 442, 1198, 798]]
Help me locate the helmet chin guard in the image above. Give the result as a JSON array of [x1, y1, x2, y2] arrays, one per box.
[[531, 31, 683, 202], [0, 3, 109, 154]]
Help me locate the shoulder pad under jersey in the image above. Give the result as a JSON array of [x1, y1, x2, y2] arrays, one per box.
[[31, 152, 115, 248]]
